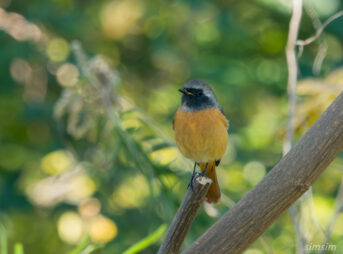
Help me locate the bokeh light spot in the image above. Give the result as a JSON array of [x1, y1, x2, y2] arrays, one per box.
[[243, 161, 266, 186], [87, 215, 118, 243], [259, 30, 286, 54], [113, 174, 149, 209], [10, 58, 31, 84], [100, 0, 143, 40], [313, 196, 334, 227], [304, 0, 340, 17], [332, 214, 343, 236], [78, 198, 101, 218], [256, 59, 282, 83], [244, 249, 264, 254], [226, 164, 246, 192], [193, 21, 220, 45], [150, 147, 178, 165], [46, 38, 70, 62], [56, 63, 79, 87], [41, 150, 75, 175], [58, 212, 84, 244], [66, 174, 96, 203]]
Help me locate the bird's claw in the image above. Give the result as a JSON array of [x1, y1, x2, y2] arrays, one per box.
[[187, 170, 197, 191]]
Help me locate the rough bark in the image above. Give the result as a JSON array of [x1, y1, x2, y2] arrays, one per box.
[[183, 92, 343, 254], [158, 176, 212, 254]]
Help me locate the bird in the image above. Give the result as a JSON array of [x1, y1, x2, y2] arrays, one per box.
[[173, 80, 229, 203]]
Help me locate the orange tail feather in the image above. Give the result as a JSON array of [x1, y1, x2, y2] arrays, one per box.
[[200, 161, 220, 203]]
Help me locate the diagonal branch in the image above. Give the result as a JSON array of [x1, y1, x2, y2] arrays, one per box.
[[157, 177, 212, 254], [183, 92, 343, 254]]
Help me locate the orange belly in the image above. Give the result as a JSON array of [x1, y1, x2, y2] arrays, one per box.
[[174, 108, 228, 162]]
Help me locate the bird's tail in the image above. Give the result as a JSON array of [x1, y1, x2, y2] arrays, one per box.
[[199, 161, 220, 203]]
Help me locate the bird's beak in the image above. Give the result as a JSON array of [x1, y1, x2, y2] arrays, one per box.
[[178, 88, 194, 96]]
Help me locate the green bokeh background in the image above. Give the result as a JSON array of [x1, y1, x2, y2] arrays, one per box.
[[1, 0, 343, 253]]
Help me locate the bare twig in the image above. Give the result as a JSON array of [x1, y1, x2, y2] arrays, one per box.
[[304, 5, 328, 74], [183, 92, 343, 254], [284, 1, 305, 252], [296, 10, 343, 47], [284, 0, 302, 155], [312, 42, 328, 75], [158, 177, 212, 254]]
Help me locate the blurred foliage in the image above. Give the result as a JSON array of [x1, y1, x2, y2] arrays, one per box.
[[0, 0, 343, 253]]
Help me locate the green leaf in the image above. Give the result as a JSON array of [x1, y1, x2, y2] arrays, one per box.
[[79, 244, 105, 254], [68, 236, 90, 254], [14, 243, 24, 254], [0, 224, 7, 254], [122, 224, 167, 254]]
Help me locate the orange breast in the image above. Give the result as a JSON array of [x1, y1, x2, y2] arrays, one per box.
[[173, 108, 228, 162]]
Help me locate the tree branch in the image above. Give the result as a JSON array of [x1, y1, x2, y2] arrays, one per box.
[[284, 1, 306, 252], [157, 177, 212, 254], [284, 0, 302, 155], [183, 92, 343, 254], [296, 10, 343, 47]]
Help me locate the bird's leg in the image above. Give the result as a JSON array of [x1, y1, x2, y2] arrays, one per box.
[[187, 162, 198, 190], [201, 162, 209, 176], [195, 162, 209, 178]]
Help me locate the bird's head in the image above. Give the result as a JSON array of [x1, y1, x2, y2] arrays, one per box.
[[178, 80, 219, 112]]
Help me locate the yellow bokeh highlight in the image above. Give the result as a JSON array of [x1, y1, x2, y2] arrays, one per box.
[[78, 198, 101, 218], [87, 215, 118, 243], [113, 174, 149, 209], [46, 38, 70, 62], [242, 97, 280, 149], [58, 212, 84, 244], [100, 0, 143, 40], [41, 150, 75, 175], [243, 161, 266, 186], [121, 116, 142, 130], [332, 214, 343, 236], [243, 249, 264, 254], [66, 174, 96, 203], [313, 196, 334, 227], [56, 63, 79, 87], [150, 147, 178, 165], [226, 164, 246, 192]]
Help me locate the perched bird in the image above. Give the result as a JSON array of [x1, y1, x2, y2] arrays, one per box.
[[173, 80, 229, 203]]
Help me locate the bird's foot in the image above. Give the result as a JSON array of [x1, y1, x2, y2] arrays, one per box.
[[194, 163, 208, 180], [187, 162, 198, 191], [194, 171, 207, 180], [187, 170, 197, 191]]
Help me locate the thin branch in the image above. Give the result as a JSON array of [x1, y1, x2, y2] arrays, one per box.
[[284, 1, 305, 252], [304, 5, 328, 74], [296, 10, 343, 47], [157, 177, 212, 254], [183, 92, 343, 254], [284, 0, 302, 155]]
